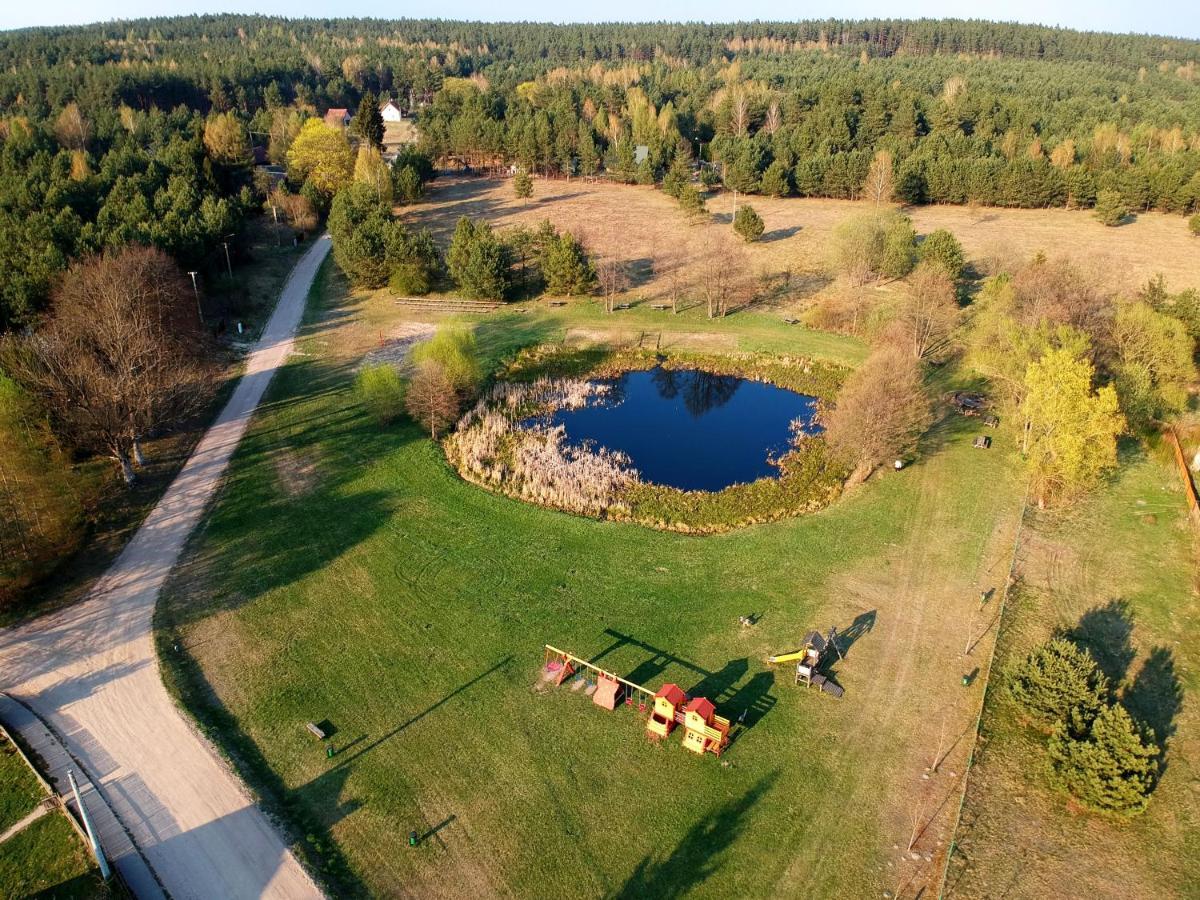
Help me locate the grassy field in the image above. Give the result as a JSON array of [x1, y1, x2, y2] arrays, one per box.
[[402, 177, 1200, 299], [0, 734, 45, 833], [0, 812, 108, 899], [0, 734, 107, 898], [159, 263, 1031, 897], [946, 445, 1200, 898]]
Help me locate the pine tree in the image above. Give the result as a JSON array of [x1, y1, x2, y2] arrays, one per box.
[[447, 217, 509, 300], [1047, 703, 1158, 816], [513, 168, 533, 203], [760, 160, 792, 198], [351, 90, 385, 149], [541, 233, 596, 296], [1094, 188, 1128, 227], [677, 184, 707, 220], [1007, 638, 1109, 732], [917, 229, 965, 280], [662, 153, 692, 198], [733, 205, 764, 242]]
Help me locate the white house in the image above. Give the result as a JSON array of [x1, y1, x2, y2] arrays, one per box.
[[380, 99, 404, 122]]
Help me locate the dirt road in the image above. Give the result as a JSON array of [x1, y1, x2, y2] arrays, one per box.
[[0, 236, 331, 899]]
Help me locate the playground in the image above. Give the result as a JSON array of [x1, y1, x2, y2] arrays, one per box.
[[154, 264, 1199, 898]]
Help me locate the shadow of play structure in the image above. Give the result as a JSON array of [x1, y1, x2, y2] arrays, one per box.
[[766, 627, 846, 698]]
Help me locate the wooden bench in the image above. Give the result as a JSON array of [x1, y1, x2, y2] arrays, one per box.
[[306, 722, 327, 740]]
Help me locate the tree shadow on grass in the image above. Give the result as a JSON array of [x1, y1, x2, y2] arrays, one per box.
[[613, 771, 778, 900], [1123, 646, 1183, 761], [1064, 599, 1136, 687]]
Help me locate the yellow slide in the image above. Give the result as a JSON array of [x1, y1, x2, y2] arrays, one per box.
[[767, 650, 805, 665]]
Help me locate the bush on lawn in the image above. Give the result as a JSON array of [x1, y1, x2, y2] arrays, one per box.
[[1007, 637, 1109, 733], [355, 363, 406, 425], [1047, 702, 1158, 816]]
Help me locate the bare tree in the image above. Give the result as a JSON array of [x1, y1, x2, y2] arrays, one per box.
[[405, 360, 460, 438], [660, 243, 692, 314], [54, 102, 92, 151], [862, 149, 895, 206], [887, 263, 959, 360], [824, 345, 933, 482], [730, 90, 749, 136], [699, 235, 748, 318], [595, 257, 629, 314], [763, 100, 781, 136], [3, 247, 212, 483]]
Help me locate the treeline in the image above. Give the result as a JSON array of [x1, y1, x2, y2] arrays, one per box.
[[3, 15, 1200, 325]]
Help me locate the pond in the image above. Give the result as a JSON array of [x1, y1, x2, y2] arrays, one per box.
[[536, 367, 822, 492]]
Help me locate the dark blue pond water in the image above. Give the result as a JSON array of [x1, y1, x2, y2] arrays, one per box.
[[541, 367, 821, 492]]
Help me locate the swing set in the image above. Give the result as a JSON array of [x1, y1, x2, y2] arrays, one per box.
[[542, 644, 731, 757]]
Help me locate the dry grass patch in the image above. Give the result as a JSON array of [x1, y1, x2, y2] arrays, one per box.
[[404, 178, 1200, 301]]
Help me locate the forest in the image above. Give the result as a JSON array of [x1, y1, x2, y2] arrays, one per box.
[[0, 16, 1198, 328]]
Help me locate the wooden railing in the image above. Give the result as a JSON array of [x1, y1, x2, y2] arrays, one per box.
[[1165, 427, 1199, 523]]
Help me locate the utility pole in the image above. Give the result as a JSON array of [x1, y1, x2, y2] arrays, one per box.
[[68, 771, 110, 881], [221, 237, 234, 279], [187, 271, 202, 324], [271, 204, 281, 247]]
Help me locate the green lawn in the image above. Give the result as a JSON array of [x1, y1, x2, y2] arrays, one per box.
[[0, 735, 107, 899], [0, 736, 44, 833], [0, 812, 108, 899], [160, 265, 1028, 897]]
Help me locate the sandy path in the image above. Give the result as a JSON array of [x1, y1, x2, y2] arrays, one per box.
[[0, 236, 331, 899]]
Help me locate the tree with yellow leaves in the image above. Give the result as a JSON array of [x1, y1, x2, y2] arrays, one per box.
[[1020, 347, 1125, 507], [286, 119, 354, 199]]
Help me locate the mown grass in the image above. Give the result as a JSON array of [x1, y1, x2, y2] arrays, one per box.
[[0, 811, 108, 899], [0, 735, 44, 833], [947, 448, 1200, 898], [158, 263, 1033, 897]]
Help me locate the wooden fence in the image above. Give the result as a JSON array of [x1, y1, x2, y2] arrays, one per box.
[[1165, 427, 1199, 523]]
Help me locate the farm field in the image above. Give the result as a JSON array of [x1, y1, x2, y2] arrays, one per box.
[[401, 177, 1200, 300], [159, 259, 1110, 898]]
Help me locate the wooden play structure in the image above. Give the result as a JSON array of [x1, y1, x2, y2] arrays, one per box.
[[543, 645, 731, 757], [767, 628, 845, 698]]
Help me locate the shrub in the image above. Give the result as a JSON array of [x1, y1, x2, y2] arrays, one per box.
[[1093, 189, 1128, 227], [1189, 213, 1200, 237], [699, 167, 721, 190], [917, 228, 965, 280], [1047, 703, 1158, 816], [354, 363, 406, 425], [1007, 638, 1108, 731], [733, 205, 765, 242], [834, 210, 916, 283], [388, 263, 432, 297], [410, 324, 481, 394], [881, 215, 918, 279]]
